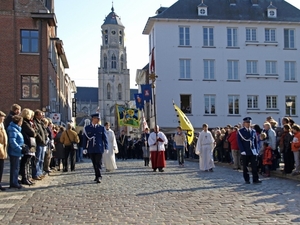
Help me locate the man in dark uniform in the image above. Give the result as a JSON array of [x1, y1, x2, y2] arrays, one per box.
[[237, 117, 262, 184], [118, 130, 128, 160], [83, 113, 108, 183]]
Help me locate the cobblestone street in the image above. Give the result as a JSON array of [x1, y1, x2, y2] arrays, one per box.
[[0, 159, 299, 224]]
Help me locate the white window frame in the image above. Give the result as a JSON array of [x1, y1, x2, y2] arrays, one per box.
[[266, 61, 277, 75], [247, 95, 258, 109], [266, 96, 277, 109], [228, 95, 239, 115], [246, 60, 258, 74], [284, 61, 296, 81], [203, 59, 215, 80], [284, 29, 295, 49], [179, 26, 190, 46], [246, 28, 257, 41], [227, 60, 239, 80], [179, 59, 191, 79], [203, 27, 214, 47], [227, 28, 238, 47], [204, 95, 216, 115], [265, 28, 276, 42]]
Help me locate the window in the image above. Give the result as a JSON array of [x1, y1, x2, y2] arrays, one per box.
[[227, 60, 239, 80], [265, 28, 276, 42], [107, 84, 111, 100], [285, 61, 296, 81], [266, 61, 277, 74], [284, 29, 295, 49], [180, 95, 191, 114], [21, 30, 39, 53], [246, 60, 258, 74], [179, 59, 191, 79], [105, 35, 108, 45], [103, 54, 107, 69], [204, 95, 216, 114], [111, 54, 116, 69], [285, 96, 296, 116], [119, 30, 123, 45], [203, 27, 214, 47], [118, 84, 122, 100], [228, 95, 239, 115], [179, 27, 190, 46], [120, 54, 124, 70], [266, 96, 277, 109], [21, 76, 39, 99], [247, 95, 258, 109], [227, 28, 238, 47], [246, 28, 257, 41], [204, 59, 215, 80]]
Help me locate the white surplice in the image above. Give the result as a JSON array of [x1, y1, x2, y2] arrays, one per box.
[[195, 130, 215, 171], [103, 129, 118, 171]]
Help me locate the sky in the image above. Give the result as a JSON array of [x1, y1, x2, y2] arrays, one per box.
[[55, 0, 300, 89]]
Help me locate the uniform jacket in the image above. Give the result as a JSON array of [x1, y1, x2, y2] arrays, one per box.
[[118, 134, 128, 149], [141, 132, 150, 147], [237, 127, 258, 156], [60, 129, 79, 146], [83, 124, 108, 154], [7, 122, 24, 157], [227, 131, 239, 150], [0, 123, 8, 159]]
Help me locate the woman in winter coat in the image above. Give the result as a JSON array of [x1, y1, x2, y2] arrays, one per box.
[[7, 115, 24, 189], [0, 111, 8, 191], [279, 124, 294, 174], [20, 108, 36, 185], [53, 126, 65, 171]]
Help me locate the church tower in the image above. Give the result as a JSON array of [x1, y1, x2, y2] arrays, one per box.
[[98, 5, 130, 130]]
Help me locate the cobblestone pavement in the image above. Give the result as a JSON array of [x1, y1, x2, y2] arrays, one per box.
[[0, 159, 299, 225]]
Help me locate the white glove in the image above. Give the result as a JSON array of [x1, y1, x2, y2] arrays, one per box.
[[241, 152, 246, 155], [83, 149, 88, 154], [105, 149, 109, 154]]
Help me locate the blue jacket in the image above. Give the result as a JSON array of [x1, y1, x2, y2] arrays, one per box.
[[83, 124, 108, 154], [237, 127, 258, 156], [7, 122, 24, 157]]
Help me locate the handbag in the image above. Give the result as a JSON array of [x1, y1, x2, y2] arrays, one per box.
[[66, 130, 78, 150], [30, 137, 36, 147]]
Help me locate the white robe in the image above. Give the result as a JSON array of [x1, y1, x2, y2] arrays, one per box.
[[103, 129, 118, 171], [148, 132, 168, 151], [195, 131, 215, 171]]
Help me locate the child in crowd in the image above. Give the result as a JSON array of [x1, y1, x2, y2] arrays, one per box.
[[262, 142, 273, 177]]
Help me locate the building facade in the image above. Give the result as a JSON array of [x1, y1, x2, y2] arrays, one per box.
[[143, 0, 300, 130], [0, 0, 75, 125], [98, 6, 130, 131]]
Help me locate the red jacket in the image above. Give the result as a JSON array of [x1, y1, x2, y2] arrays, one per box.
[[263, 146, 273, 165], [227, 131, 239, 150]]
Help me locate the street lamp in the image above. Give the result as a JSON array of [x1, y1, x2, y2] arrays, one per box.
[[285, 98, 293, 117]]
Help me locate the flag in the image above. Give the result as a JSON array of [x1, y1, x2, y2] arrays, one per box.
[[142, 109, 149, 130], [116, 105, 140, 128], [150, 47, 155, 73], [173, 102, 194, 145], [141, 84, 152, 102], [134, 93, 144, 110]]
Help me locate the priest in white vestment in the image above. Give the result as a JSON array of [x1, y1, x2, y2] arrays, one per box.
[[195, 123, 215, 172], [103, 122, 118, 172]]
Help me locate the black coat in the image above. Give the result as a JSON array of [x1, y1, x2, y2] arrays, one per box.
[[21, 119, 36, 148], [53, 131, 65, 159], [33, 118, 47, 146]]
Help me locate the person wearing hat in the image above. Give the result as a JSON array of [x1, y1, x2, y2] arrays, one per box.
[[82, 113, 108, 183], [237, 117, 262, 184]]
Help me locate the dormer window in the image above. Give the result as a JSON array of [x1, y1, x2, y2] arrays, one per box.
[[267, 2, 277, 18], [197, 0, 208, 16]]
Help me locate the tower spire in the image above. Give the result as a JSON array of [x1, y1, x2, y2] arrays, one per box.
[[111, 1, 114, 12]]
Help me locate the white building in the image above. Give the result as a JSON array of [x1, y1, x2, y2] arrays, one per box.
[[98, 6, 130, 130], [143, 0, 300, 130]]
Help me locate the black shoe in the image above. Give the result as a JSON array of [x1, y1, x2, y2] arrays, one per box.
[[0, 185, 6, 191], [245, 181, 251, 184], [153, 169, 157, 172], [209, 168, 214, 172], [96, 178, 101, 183], [159, 169, 164, 172], [253, 180, 262, 184], [21, 179, 32, 186]]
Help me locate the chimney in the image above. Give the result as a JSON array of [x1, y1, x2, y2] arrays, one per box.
[[251, 0, 259, 5]]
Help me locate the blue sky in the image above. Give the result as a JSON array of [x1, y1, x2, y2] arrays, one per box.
[[55, 0, 300, 89]]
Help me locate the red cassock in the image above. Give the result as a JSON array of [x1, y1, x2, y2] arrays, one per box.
[[150, 151, 166, 169]]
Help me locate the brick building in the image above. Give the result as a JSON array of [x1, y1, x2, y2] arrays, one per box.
[[0, 0, 75, 124]]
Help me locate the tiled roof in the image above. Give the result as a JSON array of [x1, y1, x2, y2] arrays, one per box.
[[75, 87, 98, 102], [102, 7, 124, 27]]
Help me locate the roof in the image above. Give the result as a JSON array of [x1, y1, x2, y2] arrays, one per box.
[[130, 89, 138, 100], [75, 87, 98, 102], [143, 0, 300, 34], [102, 6, 124, 27]]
